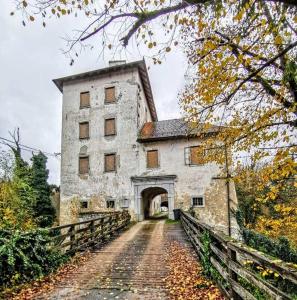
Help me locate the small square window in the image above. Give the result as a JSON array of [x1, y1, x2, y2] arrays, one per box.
[[80, 92, 90, 108], [105, 87, 116, 103], [104, 153, 116, 172], [192, 197, 204, 207], [80, 201, 88, 209], [121, 199, 129, 208], [107, 200, 115, 209]]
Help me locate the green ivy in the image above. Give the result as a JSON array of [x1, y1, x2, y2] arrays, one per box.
[[0, 228, 67, 290], [200, 231, 228, 288]]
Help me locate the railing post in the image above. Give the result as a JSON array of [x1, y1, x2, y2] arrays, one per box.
[[227, 244, 241, 300], [69, 225, 75, 251], [90, 220, 95, 245]]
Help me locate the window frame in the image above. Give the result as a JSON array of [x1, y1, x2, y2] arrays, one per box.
[[146, 149, 159, 169], [104, 86, 116, 104], [78, 155, 89, 175], [191, 196, 205, 208], [121, 198, 129, 209], [80, 201, 88, 209], [104, 117, 116, 136], [104, 153, 117, 172], [79, 121, 90, 139], [80, 91, 90, 109], [106, 199, 115, 209], [185, 146, 205, 166]]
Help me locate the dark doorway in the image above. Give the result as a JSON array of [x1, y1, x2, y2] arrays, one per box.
[[141, 187, 168, 219]]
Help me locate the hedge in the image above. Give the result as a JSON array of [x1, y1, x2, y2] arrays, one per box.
[[0, 228, 67, 289]]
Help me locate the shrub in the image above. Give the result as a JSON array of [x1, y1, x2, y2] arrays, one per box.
[[242, 228, 297, 264], [0, 228, 67, 289]]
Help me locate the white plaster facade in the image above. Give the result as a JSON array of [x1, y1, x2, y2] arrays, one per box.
[[54, 60, 238, 236]]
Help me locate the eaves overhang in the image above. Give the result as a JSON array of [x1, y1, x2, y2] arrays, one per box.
[[53, 59, 158, 121]]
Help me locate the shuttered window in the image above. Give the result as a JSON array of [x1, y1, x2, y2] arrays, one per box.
[[79, 156, 89, 174], [105, 153, 116, 172], [80, 92, 90, 108], [190, 146, 204, 165], [105, 87, 116, 103], [147, 150, 159, 168], [105, 118, 116, 136], [79, 122, 89, 139]]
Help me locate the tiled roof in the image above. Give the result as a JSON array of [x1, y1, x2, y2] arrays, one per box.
[[138, 118, 221, 142]]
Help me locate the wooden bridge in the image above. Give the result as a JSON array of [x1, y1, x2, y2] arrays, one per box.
[[31, 210, 297, 299]]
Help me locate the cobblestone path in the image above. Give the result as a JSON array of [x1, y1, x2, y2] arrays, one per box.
[[35, 220, 191, 300]]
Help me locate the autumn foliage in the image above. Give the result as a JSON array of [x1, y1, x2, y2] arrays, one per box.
[[165, 241, 224, 300]]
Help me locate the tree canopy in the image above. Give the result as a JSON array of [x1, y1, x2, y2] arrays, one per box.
[[0, 130, 55, 229]]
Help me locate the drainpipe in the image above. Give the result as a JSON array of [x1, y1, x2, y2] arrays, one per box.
[[225, 145, 232, 237]]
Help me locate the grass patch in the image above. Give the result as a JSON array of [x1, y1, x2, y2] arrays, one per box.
[[165, 219, 180, 224]]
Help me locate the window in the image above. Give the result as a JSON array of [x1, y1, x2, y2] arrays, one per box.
[[192, 196, 204, 207], [80, 92, 90, 108], [106, 200, 115, 209], [79, 156, 89, 174], [79, 122, 89, 139], [185, 146, 204, 165], [104, 153, 116, 172], [105, 87, 116, 103], [147, 150, 159, 168], [121, 198, 129, 208], [80, 201, 88, 209], [104, 118, 116, 136]]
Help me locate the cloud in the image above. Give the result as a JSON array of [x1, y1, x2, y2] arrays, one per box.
[[0, 2, 186, 184]]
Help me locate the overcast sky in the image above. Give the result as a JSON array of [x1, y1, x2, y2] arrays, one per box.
[[0, 3, 187, 184]]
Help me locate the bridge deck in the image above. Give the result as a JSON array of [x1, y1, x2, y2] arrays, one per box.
[[34, 220, 220, 300]]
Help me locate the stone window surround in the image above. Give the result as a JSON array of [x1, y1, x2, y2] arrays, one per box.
[[191, 195, 205, 207]]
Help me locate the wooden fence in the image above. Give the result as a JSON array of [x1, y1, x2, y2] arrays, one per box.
[[49, 210, 130, 254], [180, 210, 297, 300]]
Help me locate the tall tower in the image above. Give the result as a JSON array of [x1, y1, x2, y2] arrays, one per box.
[[53, 60, 157, 224]]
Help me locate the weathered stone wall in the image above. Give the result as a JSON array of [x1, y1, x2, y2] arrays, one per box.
[[138, 139, 238, 235], [60, 68, 141, 224], [59, 65, 238, 236]]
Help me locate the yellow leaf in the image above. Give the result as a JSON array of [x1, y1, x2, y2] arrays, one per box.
[[275, 35, 282, 45]]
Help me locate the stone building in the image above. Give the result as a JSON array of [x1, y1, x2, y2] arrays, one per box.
[[53, 60, 238, 235]]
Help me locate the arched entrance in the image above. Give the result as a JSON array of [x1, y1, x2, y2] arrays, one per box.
[[132, 175, 176, 221], [141, 187, 168, 219]]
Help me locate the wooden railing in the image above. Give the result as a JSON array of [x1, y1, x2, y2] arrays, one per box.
[[181, 210, 297, 300], [49, 210, 130, 254]]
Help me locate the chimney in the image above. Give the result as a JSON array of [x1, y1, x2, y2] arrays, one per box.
[[109, 60, 126, 67]]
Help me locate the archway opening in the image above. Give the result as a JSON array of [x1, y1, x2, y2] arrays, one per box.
[[141, 187, 168, 220]]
